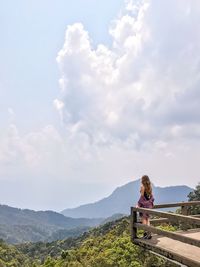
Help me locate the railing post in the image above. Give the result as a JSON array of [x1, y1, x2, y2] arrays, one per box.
[[181, 205, 189, 216], [130, 207, 137, 242], [181, 205, 189, 230]]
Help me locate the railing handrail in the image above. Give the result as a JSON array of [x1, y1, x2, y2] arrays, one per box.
[[132, 207, 200, 225], [130, 201, 200, 247], [153, 201, 200, 209]]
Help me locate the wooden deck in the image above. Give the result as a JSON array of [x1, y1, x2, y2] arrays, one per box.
[[130, 202, 200, 267], [134, 228, 200, 267]]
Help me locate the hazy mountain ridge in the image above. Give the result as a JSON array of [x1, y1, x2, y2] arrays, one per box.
[[0, 205, 126, 244], [0, 204, 102, 227], [0, 205, 103, 243], [61, 179, 193, 218]]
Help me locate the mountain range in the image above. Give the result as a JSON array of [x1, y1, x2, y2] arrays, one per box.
[[61, 179, 193, 218], [0, 179, 193, 243], [0, 205, 124, 243], [0, 204, 103, 243]]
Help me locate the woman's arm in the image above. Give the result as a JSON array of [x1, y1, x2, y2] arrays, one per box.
[[140, 185, 144, 196], [137, 185, 145, 207]]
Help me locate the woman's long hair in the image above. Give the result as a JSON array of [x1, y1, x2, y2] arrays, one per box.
[[141, 175, 152, 196]]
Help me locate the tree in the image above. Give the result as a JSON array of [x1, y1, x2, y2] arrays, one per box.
[[188, 183, 200, 215]]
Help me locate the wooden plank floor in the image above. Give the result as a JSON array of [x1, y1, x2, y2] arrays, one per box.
[[134, 229, 200, 267]]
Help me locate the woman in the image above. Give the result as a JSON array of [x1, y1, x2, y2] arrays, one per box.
[[137, 175, 154, 239]]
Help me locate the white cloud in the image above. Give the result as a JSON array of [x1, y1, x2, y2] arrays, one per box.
[[56, 0, 200, 147], [53, 0, 200, 188], [0, 124, 63, 173], [54, 99, 64, 110]]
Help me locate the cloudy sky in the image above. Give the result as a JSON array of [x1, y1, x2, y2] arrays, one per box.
[[0, 0, 200, 211]]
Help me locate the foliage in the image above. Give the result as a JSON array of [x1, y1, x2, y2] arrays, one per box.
[[16, 217, 177, 267], [157, 224, 178, 232], [0, 216, 180, 266], [188, 183, 200, 214], [0, 239, 33, 266]]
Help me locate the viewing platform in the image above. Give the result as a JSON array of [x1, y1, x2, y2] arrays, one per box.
[[130, 201, 200, 267]]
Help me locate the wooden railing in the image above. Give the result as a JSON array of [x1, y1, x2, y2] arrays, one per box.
[[130, 201, 200, 247]]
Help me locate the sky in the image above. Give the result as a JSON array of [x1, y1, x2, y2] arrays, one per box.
[[0, 0, 200, 211]]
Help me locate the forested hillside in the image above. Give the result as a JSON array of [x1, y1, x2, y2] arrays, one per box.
[[1, 217, 177, 267]]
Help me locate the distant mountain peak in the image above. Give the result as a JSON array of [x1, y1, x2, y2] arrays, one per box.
[[61, 180, 192, 218]]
